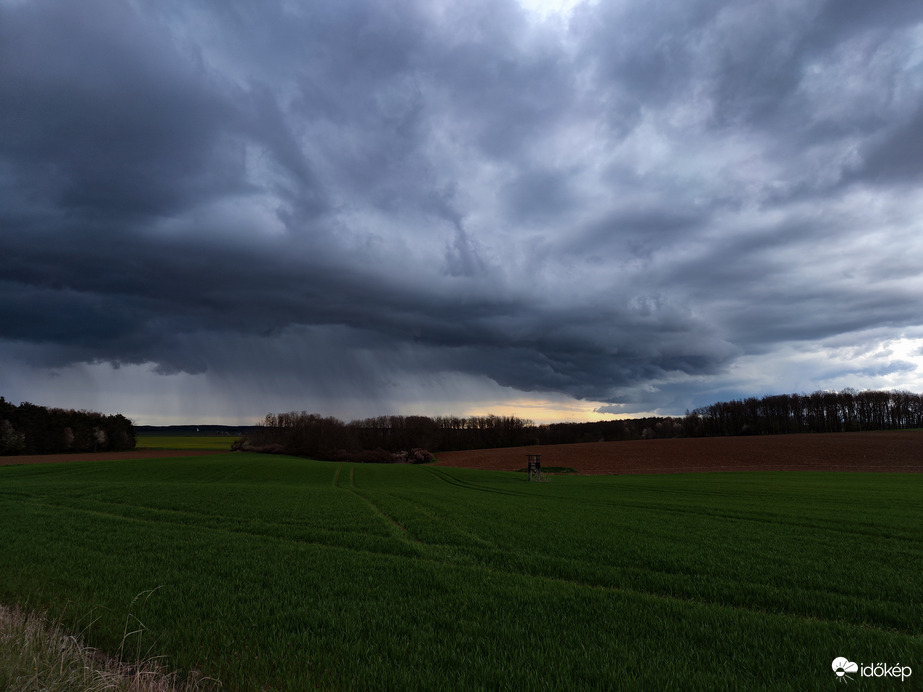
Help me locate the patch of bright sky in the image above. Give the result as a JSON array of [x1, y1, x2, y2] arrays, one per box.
[[458, 395, 640, 424], [516, 0, 589, 22], [720, 334, 923, 399]]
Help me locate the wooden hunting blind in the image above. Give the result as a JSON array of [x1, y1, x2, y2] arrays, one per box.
[[527, 454, 542, 481]]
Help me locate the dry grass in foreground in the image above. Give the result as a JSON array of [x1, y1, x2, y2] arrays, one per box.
[[0, 604, 221, 692]]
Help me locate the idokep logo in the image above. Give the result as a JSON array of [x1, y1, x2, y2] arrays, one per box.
[[832, 658, 858, 681], [832, 657, 913, 683]]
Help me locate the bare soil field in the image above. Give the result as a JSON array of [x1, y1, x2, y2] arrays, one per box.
[[0, 449, 225, 467], [434, 430, 923, 475]]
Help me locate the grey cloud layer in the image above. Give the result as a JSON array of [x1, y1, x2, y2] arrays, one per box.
[[2, 0, 921, 411]]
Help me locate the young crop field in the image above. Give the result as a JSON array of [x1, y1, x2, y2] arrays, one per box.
[[135, 435, 239, 451], [0, 454, 920, 690]]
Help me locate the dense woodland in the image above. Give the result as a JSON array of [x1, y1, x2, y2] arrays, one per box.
[[0, 398, 135, 455], [236, 388, 923, 460]]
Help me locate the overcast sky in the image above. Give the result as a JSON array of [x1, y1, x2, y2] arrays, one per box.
[[2, 0, 923, 425]]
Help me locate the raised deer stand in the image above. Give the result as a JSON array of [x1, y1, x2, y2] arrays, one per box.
[[527, 454, 542, 481]]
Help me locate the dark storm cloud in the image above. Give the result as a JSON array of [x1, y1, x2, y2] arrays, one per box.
[[2, 0, 922, 417], [0, 0, 248, 219]]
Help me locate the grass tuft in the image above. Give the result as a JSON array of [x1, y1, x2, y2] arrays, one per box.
[[0, 603, 221, 692]]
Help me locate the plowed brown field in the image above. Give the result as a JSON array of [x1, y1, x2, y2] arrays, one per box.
[[434, 430, 923, 475], [3, 432, 920, 474], [0, 449, 225, 467]]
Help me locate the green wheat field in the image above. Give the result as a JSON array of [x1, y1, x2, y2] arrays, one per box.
[[1, 453, 920, 690], [135, 435, 238, 451]]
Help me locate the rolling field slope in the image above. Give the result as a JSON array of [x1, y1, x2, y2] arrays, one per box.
[[1, 454, 920, 690]]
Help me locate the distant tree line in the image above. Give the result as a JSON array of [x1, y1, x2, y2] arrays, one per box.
[[687, 388, 923, 437], [235, 389, 922, 460], [0, 397, 135, 455], [234, 412, 535, 461], [536, 389, 923, 442]]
